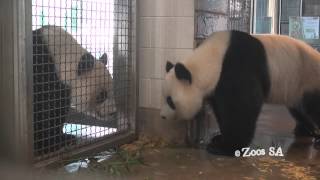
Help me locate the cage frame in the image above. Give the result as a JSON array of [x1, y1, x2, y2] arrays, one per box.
[[0, 0, 33, 164], [0, 0, 138, 167]]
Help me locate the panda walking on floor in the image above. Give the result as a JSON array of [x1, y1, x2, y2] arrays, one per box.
[[160, 30, 320, 156]]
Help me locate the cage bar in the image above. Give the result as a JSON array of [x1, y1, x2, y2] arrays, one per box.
[[0, 0, 33, 164]]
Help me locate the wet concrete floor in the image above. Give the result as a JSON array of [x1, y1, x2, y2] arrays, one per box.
[[22, 105, 319, 180], [116, 105, 320, 180]]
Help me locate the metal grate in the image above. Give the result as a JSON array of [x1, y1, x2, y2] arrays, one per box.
[[32, 0, 134, 162], [228, 0, 251, 32], [195, 0, 251, 47]]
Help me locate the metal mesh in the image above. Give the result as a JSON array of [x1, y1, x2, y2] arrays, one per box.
[[228, 0, 251, 32], [32, 0, 133, 161], [195, 0, 251, 46]]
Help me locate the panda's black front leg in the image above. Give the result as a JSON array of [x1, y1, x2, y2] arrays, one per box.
[[206, 134, 234, 156], [206, 82, 265, 156]]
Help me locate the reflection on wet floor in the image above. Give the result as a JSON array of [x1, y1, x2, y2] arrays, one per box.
[[118, 105, 319, 180], [256, 105, 319, 165], [54, 105, 320, 179]]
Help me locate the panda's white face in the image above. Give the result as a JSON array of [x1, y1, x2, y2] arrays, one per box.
[[40, 25, 117, 120], [160, 62, 203, 121], [71, 58, 117, 120]]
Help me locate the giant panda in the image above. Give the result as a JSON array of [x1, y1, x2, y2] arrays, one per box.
[[35, 26, 117, 121], [33, 25, 118, 155], [160, 30, 320, 156], [33, 28, 74, 155]]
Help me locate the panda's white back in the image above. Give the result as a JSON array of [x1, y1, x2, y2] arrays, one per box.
[[254, 34, 320, 106], [40, 25, 87, 82]]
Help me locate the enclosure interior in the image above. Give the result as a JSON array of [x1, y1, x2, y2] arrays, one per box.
[[32, 0, 133, 161]]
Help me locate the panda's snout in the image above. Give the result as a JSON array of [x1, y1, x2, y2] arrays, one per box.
[[160, 106, 174, 120]]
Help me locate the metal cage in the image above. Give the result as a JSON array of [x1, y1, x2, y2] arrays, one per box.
[[195, 0, 251, 47], [228, 0, 251, 32], [0, 0, 137, 166], [31, 0, 137, 164]]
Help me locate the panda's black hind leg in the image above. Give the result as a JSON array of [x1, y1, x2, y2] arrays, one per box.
[[288, 91, 320, 149], [301, 92, 320, 133], [300, 91, 320, 148], [288, 106, 315, 137]]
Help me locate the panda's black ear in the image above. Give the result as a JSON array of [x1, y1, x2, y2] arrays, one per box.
[[166, 61, 174, 73], [175, 63, 192, 84], [99, 53, 108, 65], [78, 53, 95, 76]]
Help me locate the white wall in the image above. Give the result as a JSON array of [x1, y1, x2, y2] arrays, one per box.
[[138, 0, 195, 109]]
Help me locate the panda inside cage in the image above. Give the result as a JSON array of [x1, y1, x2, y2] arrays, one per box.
[[32, 0, 132, 159]]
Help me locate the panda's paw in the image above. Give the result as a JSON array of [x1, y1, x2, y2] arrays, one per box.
[[209, 134, 223, 146], [206, 135, 234, 156], [294, 124, 314, 137]]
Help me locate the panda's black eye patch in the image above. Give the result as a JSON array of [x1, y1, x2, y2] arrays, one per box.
[[96, 91, 108, 104], [78, 53, 95, 76], [167, 96, 175, 110]]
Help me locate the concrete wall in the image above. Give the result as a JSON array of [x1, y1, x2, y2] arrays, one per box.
[[138, 0, 194, 109], [137, 0, 195, 143]]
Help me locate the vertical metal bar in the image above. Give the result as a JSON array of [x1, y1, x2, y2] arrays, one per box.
[[0, 0, 33, 164], [300, 0, 303, 16], [250, 0, 255, 33], [14, 0, 33, 163], [278, 0, 282, 34], [194, 0, 198, 47], [25, 0, 34, 163], [130, 0, 138, 134], [0, 0, 16, 163], [253, 0, 257, 33], [227, 0, 231, 30], [271, 0, 279, 34]]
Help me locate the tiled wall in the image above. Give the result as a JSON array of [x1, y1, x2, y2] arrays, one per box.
[[138, 0, 195, 109]]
